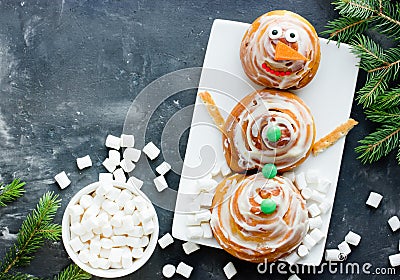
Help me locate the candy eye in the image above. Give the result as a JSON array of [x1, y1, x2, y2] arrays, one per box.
[[269, 26, 282, 39], [285, 29, 299, 43]]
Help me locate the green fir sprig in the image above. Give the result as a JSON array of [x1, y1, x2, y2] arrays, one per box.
[[324, 0, 400, 164], [0, 179, 26, 207]]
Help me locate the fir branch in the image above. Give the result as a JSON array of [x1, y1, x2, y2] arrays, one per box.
[[356, 124, 400, 163], [365, 107, 400, 124], [0, 192, 62, 274], [356, 70, 389, 107], [376, 86, 400, 109], [0, 179, 26, 207], [0, 272, 39, 280], [397, 145, 400, 164], [54, 264, 91, 280], [322, 16, 373, 43]]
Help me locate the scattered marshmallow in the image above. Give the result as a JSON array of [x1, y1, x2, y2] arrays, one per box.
[[97, 181, 113, 196], [105, 134, 121, 150], [154, 175, 168, 192], [389, 253, 400, 267], [69, 204, 84, 216], [295, 172, 307, 190], [162, 264, 176, 278], [199, 193, 214, 208], [142, 220, 155, 235], [366, 191, 383, 208], [308, 204, 321, 217], [79, 195, 93, 209], [142, 142, 160, 160], [223, 262, 237, 279], [156, 161, 171, 175], [77, 155, 92, 170], [325, 249, 342, 261], [319, 201, 332, 214], [309, 228, 325, 243], [195, 210, 211, 223], [201, 223, 213, 239], [182, 241, 200, 255], [305, 169, 319, 184], [120, 158, 136, 173], [109, 150, 121, 165], [131, 248, 144, 259], [345, 231, 361, 246], [309, 216, 323, 229], [283, 171, 295, 182], [310, 190, 325, 203], [158, 233, 174, 249], [78, 249, 90, 263], [187, 226, 203, 239], [297, 244, 309, 257], [103, 158, 117, 173], [99, 172, 113, 182], [284, 252, 300, 265], [301, 188, 313, 200], [70, 222, 86, 236], [187, 215, 201, 226], [69, 236, 85, 252], [388, 216, 400, 232], [197, 178, 218, 192], [120, 134, 135, 148], [113, 168, 127, 183], [288, 275, 301, 280], [123, 148, 141, 162], [176, 262, 193, 278], [54, 171, 71, 189], [316, 179, 331, 194], [338, 241, 351, 256], [109, 247, 123, 263], [302, 234, 317, 250], [128, 176, 144, 190]]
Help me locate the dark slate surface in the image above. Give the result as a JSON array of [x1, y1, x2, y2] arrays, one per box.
[[0, 0, 399, 279]]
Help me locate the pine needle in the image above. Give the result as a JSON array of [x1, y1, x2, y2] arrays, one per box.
[[376, 86, 400, 109], [54, 264, 91, 280], [0, 192, 62, 275], [322, 16, 373, 43], [365, 107, 400, 124], [0, 179, 26, 207], [0, 272, 39, 280]]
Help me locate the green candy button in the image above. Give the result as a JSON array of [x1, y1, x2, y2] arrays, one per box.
[[266, 126, 282, 142], [262, 163, 277, 179], [260, 198, 277, 214]]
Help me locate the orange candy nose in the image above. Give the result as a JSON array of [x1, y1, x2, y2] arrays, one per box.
[[274, 41, 308, 61]]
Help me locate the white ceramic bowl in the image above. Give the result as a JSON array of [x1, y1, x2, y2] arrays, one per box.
[[62, 181, 159, 278]]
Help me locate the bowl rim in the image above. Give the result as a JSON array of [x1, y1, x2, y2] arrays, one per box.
[[61, 181, 159, 278]]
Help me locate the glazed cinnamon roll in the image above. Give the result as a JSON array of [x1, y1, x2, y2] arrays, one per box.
[[240, 10, 321, 89], [223, 89, 315, 173], [211, 173, 309, 262]]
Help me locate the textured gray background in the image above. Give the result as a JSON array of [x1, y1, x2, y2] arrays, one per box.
[[0, 0, 399, 279]]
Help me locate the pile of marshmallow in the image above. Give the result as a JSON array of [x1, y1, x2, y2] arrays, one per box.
[[67, 181, 156, 270]]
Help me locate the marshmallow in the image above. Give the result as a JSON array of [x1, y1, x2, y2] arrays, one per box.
[[156, 161, 171, 175], [199, 193, 214, 208], [69, 204, 84, 216], [123, 199, 136, 215], [154, 175, 168, 192], [310, 190, 325, 203], [345, 231, 361, 246], [89, 239, 101, 256], [187, 215, 201, 226], [105, 187, 121, 202], [113, 226, 127, 236], [128, 176, 144, 190], [126, 237, 141, 248], [142, 220, 155, 235], [366, 191, 383, 208], [109, 248, 123, 263], [91, 194, 106, 208], [79, 195, 93, 209], [88, 254, 100, 268], [113, 168, 127, 183], [319, 201, 332, 214], [176, 262, 193, 279], [138, 210, 155, 223], [97, 212, 109, 224], [297, 244, 309, 257], [195, 210, 211, 223], [110, 261, 122, 269], [223, 262, 237, 280], [100, 238, 114, 249], [69, 236, 85, 252], [389, 216, 400, 232], [110, 212, 124, 227], [283, 171, 295, 182], [295, 172, 307, 190], [102, 200, 119, 215], [158, 233, 174, 249], [182, 241, 200, 255], [338, 241, 351, 256], [105, 134, 121, 150], [302, 234, 317, 250], [309, 228, 325, 243], [132, 212, 140, 225], [120, 134, 135, 148], [78, 249, 90, 263], [82, 205, 100, 221], [102, 158, 117, 173], [100, 248, 111, 259], [98, 258, 111, 270], [201, 222, 213, 239], [301, 188, 313, 200], [197, 178, 218, 192], [305, 169, 319, 184], [109, 150, 121, 166], [284, 252, 300, 265], [316, 179, 331, 194], [220, 161, 232, 176], [54, 171, 71, 189], [140, 236, 149, 247], [187, 226, 203, 239], [96, 181, 113, 197], [325, 249, 343, 261], [70, 213, 81, 224], [288, 275, 301, 280], [80, 231, 94, 243], [142, 142, 160, 160], [308, 204, 321, 217], [131, 247, 144, 259], [122, 254, 133, 269], [122, 215, 135, 232], [389, 253, 400, 267], [309, 216, 323, 229], [162, 264, 176, 278], [116, 189, 133, 208], [133, 196, 148, 211], [123, 148, 141, 162], [99, 172, 113, 183], [111, 236, 127, 247], [76, 155, 92, 170], [102, 224, 113, 237], [120, 158, 136, 173], [70, 222, 86, 236], [128, 226, 144, 238]]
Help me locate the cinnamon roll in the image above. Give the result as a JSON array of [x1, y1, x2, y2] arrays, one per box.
[[210, 173, 309, 262], [240, 10, 321, 89], [223, 89, 315, 173]]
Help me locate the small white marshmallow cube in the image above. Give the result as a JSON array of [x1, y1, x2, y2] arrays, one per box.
[[122, 215, 135, 232], [140, 236, 149, 247], [295, 172, 307, 190], [176, 262, 193, 279], [297, 245, 309, 257], [154, 175, 168, 192], [325, 249, 342, 261], [106, 134, 121, 150], [187, 215, 201, 226], [131, 248, 144, 259], [109, 248, 123, 263], [109, 150, 121, 165], [113, 168, 127, 183], [128, 176, 144, 189], [345, 231, 361, 246], [70, 222, 86, 236], [105, 186, 121, 201], [89, 239, 101, 256], [310, 228, 325, 243], [388, 216, 400, 232], [308, 204, 321, 217], [110, 212, 124, 227], [138, 210, 154, 223], [122, 254, 133, 269], [126, 237, 141, 248], [310, 190, 325, 203], [80, 231, 94, 243], [156, 161, 171, 175], [116, 189, 133, 208], [102, 200, 119, 215], [309, 216, 323, 229], [283, 171, 295, 182], [79, 195, 93, 209], [162, 264, 176, 278], [197, 178, 218, 192], [96, 181, 113, 197], [223, 262, 237, 279], [69, 236, 85, 252], [317, 179, 331, 194], [76, 155, 92, 170], [69, 204, 84, 216], [100, 248, 111, 259], [123, 148, 141, 162], [98, 258, 111, 270], [201, 223, 213, 239], [158, 233, 174, 249], [182, 241, 200, 255], [120, 134, 135, 148], [143, 142, 160, 160], [366, 191, 383, 208], [142, 220, 155, 235], [99, 172, 113, 183], [301, 188, 313, 200], [78, 249, 90, 263], [195, 210, 211, 223], [319, 201, 332, 214], [302, 234, 317, 250], [389, 253, 400, 267], [133, 196, 147, 210], [124, 199, 136, 215], [199, 193, 214, 208], [88, 254, 100, 268], [338, 241, 351, 255], [54, 171, 71, 189], [120, 158, 135, 173], [288, 275, 301, 280], [102, 224, 113, 237], [187, 226, 203, 239], [110, 261, 122, 269], [100, 238, 114, 249], [284, 252, 300, 265], [111, 235, 127, 247], [102, 158, 117, 173], [305, 169, 319, 184]]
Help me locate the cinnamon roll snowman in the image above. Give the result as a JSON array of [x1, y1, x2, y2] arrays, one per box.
[[240, 10, 321, 89]]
